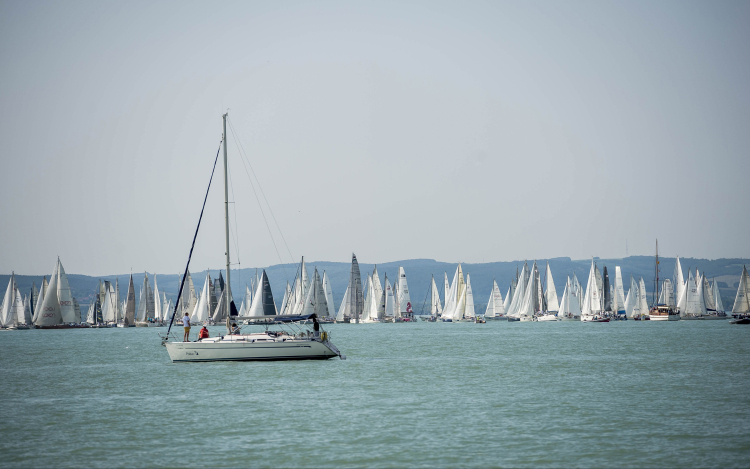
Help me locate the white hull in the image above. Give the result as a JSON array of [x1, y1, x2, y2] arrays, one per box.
[[650, 314, 680, 321], [559, 315, 580, 321], [519, 316, 535, 322], [165, 334, 340, 362], [537, 314, 559, 322]]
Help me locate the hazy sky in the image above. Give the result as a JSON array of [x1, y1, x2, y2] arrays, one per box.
[[1, 0, 749, 276]]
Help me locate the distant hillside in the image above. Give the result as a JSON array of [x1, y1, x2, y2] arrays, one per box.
[[3, 257, 747, 315]]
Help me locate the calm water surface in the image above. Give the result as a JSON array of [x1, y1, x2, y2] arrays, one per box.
[[1, 321, 749, 467]]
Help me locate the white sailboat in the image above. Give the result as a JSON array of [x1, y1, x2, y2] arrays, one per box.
[[31, 277, 48, 325], [383, 274, 395, 321], [336, 254, 364, 323], [33, 259, 84, 328], [731, 265, 750, 318], [462, 274, 476, 321], [518, 262, 541, 322], [538, 263, 559, 321], [428, 275, 443, 320], [506, 263, 529, 321], [163, 114, 342, 361], [624, 276, 638, 319], [581, 260, 608, 322], [681, 270, 704, 319], [614, 266, 627, 317], [395, 266, 415, 321], [484, 279, 504, 320], [557, 276, 581, 321], [361, 274, 380, 323], [1, 274, 30, 329]]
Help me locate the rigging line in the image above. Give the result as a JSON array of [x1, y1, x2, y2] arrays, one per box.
[[166, 140, 223, 337], [226, 120, 290, 285], [227, 168, 241, 289], [227, 117, 296, 265]]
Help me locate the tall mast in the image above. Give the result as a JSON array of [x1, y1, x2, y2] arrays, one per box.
[[654, 239, 659, 308], [223, 113, 231, 330]]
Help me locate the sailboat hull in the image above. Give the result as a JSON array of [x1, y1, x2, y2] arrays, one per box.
[[165, 337, 339, 362]]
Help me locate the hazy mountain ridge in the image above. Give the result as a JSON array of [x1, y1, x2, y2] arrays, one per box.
[[3, 256, 747, 314]]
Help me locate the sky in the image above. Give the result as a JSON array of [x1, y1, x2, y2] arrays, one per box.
[[1, 0, 749, 276]]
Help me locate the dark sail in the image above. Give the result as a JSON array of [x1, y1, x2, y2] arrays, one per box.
[[603, 266, 612, 312]]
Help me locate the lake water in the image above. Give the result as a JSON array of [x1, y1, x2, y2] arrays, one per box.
[[1, 320, 749, 467]]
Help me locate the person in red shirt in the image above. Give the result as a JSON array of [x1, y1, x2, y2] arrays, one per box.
[[198, 326, 209, 340]]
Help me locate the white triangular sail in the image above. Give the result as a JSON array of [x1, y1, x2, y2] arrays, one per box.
[[683, 270, 703, 317], [336, 284, 350, 322], [544, 263, 559, 312], [713, 279, 725, 313], [518, 264, 539, 319], [361, 275, 375, 322], [397, 266, 413, 317], [393, 283, 401, 319], [702, 274, 716, 312], [191, 273, 211, 323], [153, 275, 161, 321], [624, 276, 638, 318], [384, 275, 395, 318], [320, 272, 335, 319], [506, 263, 529, 318], [674, 257, 685, 304], [35, 264, 62, 326], [638, 277, 649, 316], [430, 275, 443, 316], [463, 275, 475, 319], [32, 277, 48, 324], [57, 259, 78, 323], [582, 260, 602, 319], [731, 265, 750, 314], [370, 266, 383, 311], [558, 276, 581, 319], [614, 266, 626, 314]]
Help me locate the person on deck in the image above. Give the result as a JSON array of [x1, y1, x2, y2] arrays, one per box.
[[183, 313, 191, 342], [231, 323, 240, 334], [198, 326, 209, 340], [313, 316, 320, 338]]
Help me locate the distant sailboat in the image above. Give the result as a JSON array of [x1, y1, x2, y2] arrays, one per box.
[[731, 265, 750, 317], [245, 270, 277, 317], [558, 276, 581, 321], [336, 254, 363, 323], [428, 275, 443, 320], [396, 266, 414, 321], [581, 260, 607, 322], [485, 279, 504, 320], [34, 259, 84, 328]]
